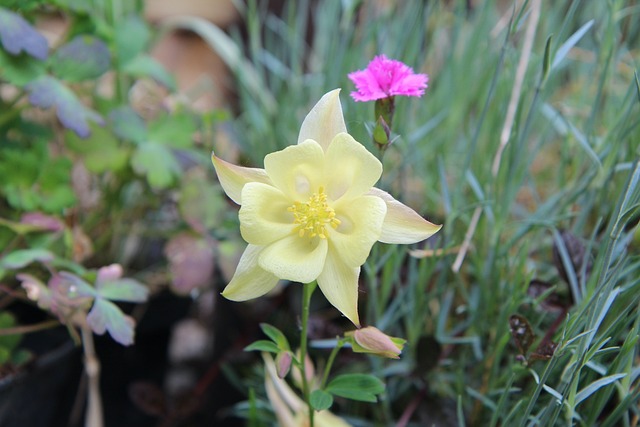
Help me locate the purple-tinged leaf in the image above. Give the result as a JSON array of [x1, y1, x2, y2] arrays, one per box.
[[20, 212, 65, 232], [96, 264, 123, 282], [48, 273, 94, 318], [51, 35, 110, 82], [164, 233, 214, 295], [0, 7, 48, 60], [25, 75, 103, 138], [0, 248, 54, 269], [93, 264, 148, 302], [17, 273, 53, 309], [58, 271, 97, 298], [97, 278, 148, 303], [86, 298, 136, 346]]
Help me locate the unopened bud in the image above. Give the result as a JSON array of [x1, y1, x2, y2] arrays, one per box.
[[276, 351, 292, 379], [346, 326, 406, 359]]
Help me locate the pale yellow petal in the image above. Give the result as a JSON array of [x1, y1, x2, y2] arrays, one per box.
[[211, 153, 271, 204], [297, 89, 347, 152], [259, 235, 328, 283], [369, 188, 442, 244], [263, 353, 352, 427], [263, 353, 304, 417], [239, 182, 294, 245], [328, 195, 386, 267], [317, 250, 360, 326], [324, 133, 382, 202], [222, 245, 280, 301], [264, 140, 325, 200]]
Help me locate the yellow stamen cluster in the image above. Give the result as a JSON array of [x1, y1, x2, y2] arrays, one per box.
[[288, 187, 341, 239]]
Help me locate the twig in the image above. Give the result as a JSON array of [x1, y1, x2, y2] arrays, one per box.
[[395, 388, 425, 427], [491, 0, 542, 177], [0, 319, 60, 336], [451, 206, 482, 273], [81, 326, 104, 427]]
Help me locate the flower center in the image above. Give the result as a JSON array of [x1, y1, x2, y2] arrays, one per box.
[[287, 187, 341, 239]]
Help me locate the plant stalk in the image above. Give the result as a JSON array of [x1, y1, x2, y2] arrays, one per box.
[[320, 338, 344, 389], [81, 326, 103, 427], [300, 281, 315, 427]]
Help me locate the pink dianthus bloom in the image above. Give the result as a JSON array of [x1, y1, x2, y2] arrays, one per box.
[[348, 55, 428, 102]]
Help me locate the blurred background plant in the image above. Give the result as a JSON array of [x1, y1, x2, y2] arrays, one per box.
[[0, 0, 240, 426], [1, 0, 640, 426]]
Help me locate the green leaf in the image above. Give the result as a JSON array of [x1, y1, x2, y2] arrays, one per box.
[[0, 347, 10, 365], [0, 217, 50, 235], [131, 142, 182, 189], [122, 55, 176, 90], [86, 298, 136, 346], [25, 75, 103, 138], [65, 124, 129, 173], [0, 48, 46, 86], [131, 142, 181, 188], [51, 35, 110, 82], [115, 15, 150, 65], [260, 323, 290, 351], [50, 0, 92, 12], [178, 171, 226, 231], [551, 20, 594, 71], [244, 340, 280, 353], [96, 278, 148, 303], [0, 0, 45, 11], [541, 34, 553, 84], [326, 374, 385, 402], [575, 374, 627, 406], [148, 112, 197, 148], [109, 106, 147, 143], [0, 312, 21, 355], [310, 390, 333, 411], [0, 248, 54, 269], [11, 348, 32, 366], [0, 7, 48, 60]]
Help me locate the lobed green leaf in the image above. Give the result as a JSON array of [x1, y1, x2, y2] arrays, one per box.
[[259, 323, 290, 351], [310, 389, 333, 411], [326, 374, 385, 402], [244, 340, 280, 353]]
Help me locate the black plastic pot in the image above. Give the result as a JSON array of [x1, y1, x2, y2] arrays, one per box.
[[0, 329, 82, 427]]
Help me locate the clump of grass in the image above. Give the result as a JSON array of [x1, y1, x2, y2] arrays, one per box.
[[190, 0, 640, 425]]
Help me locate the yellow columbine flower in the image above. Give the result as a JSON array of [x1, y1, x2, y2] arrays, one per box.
[[212, 89, 441, 326]]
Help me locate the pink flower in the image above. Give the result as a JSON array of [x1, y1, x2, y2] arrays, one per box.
[[348, 55, 428, 102]]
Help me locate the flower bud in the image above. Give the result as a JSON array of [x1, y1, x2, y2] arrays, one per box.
[[276, 351, 292, 379], [346, 326, 406, 359]]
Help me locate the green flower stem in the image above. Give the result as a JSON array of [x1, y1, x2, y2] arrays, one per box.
[[300, 281, 316, 427], [320, 338, 345, 389]]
